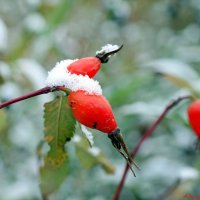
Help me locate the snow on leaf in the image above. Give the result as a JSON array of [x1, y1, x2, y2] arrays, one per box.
[[179, 167, 199, 181], [74, 136, 115, 174], [40, 95, 76, 195], [80, 124, 94, 147], [144, 59, 198, 82], [144, 58, 200, 93]]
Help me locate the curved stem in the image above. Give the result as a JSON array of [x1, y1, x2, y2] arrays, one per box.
[[113, 95, 192, 200], [0, 86, 68, 109]]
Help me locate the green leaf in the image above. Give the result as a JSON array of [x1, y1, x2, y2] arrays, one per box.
[[0, 75, 5, 84], [40, 95, 76, 195], [74, 136, 115, 174], [80, 124, 94, 147], [0, 109, 8, 133], [40, 148, 69, 195], [163, 73, 196, 92], [146, 59, 199, 94]]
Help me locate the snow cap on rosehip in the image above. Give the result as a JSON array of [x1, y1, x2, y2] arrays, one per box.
[[45, 60, 102, 95]]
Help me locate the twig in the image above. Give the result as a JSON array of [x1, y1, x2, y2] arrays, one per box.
[[113, 95, 192, 200], [0, 86, 68, 109]]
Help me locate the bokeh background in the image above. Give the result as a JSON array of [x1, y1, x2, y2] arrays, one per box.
[[0, 0, 200, 199]]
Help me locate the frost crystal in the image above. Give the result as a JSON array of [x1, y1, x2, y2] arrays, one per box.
[[45, 59, 102, 95], [96, 44, 120, 55], [81, 125, 94, 146]]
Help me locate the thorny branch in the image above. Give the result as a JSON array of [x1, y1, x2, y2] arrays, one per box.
[[113, 95, 192, 200]]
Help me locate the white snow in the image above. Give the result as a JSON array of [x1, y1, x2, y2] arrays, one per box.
[[72, 135, 81, 143], [96, 44, 120, 55], [53, 59, 76, 70], [16, 59, 46, 89], [0, 18, 8, 52], [45, 59, 102, 95], [88, 146, 100, 156], [0, 61, 10, 79], [72, 134, 99, 155], [179, 167, 199, 180], [81, 125, 94, 146], [144, 58, 199, 83], [24, 13, 46, 33]]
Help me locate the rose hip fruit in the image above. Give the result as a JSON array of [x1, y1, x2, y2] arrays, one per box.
[[187, 100, 200, 138], [68, 90, 117, 133], [68, 90, 139, 176], [67, 57, 101, 78]]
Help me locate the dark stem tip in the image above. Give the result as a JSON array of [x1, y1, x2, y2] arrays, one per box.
[[96, 44, 123, 63], [108, 128, 140, 176]]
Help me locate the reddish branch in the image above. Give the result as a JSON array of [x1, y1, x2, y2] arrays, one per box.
[[113, 95, 192, 200], [0, 86, 68, 109]]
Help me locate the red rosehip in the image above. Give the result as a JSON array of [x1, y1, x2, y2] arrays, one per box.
[[68, 90, 117, 133], [67, 44, 123, 78], [67, 57, 101, 78], [68, 90, 139, 175], [187, 100, 200, 138]]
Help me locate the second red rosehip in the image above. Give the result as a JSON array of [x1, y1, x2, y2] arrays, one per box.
[[187, 99, 200, 138]]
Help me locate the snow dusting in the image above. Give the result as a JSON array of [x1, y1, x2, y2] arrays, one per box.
[[72, 135, 81, 143], [96, 44, 119, 55], [179, 167, 199, 180], [45, 59, 102, 95], [0, 18, 8, 52], [81, 125, 94, 146], [88, 146, 100, 156]]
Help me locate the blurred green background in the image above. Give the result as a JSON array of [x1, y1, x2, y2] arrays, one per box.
[[0, 0, 200, 199]]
